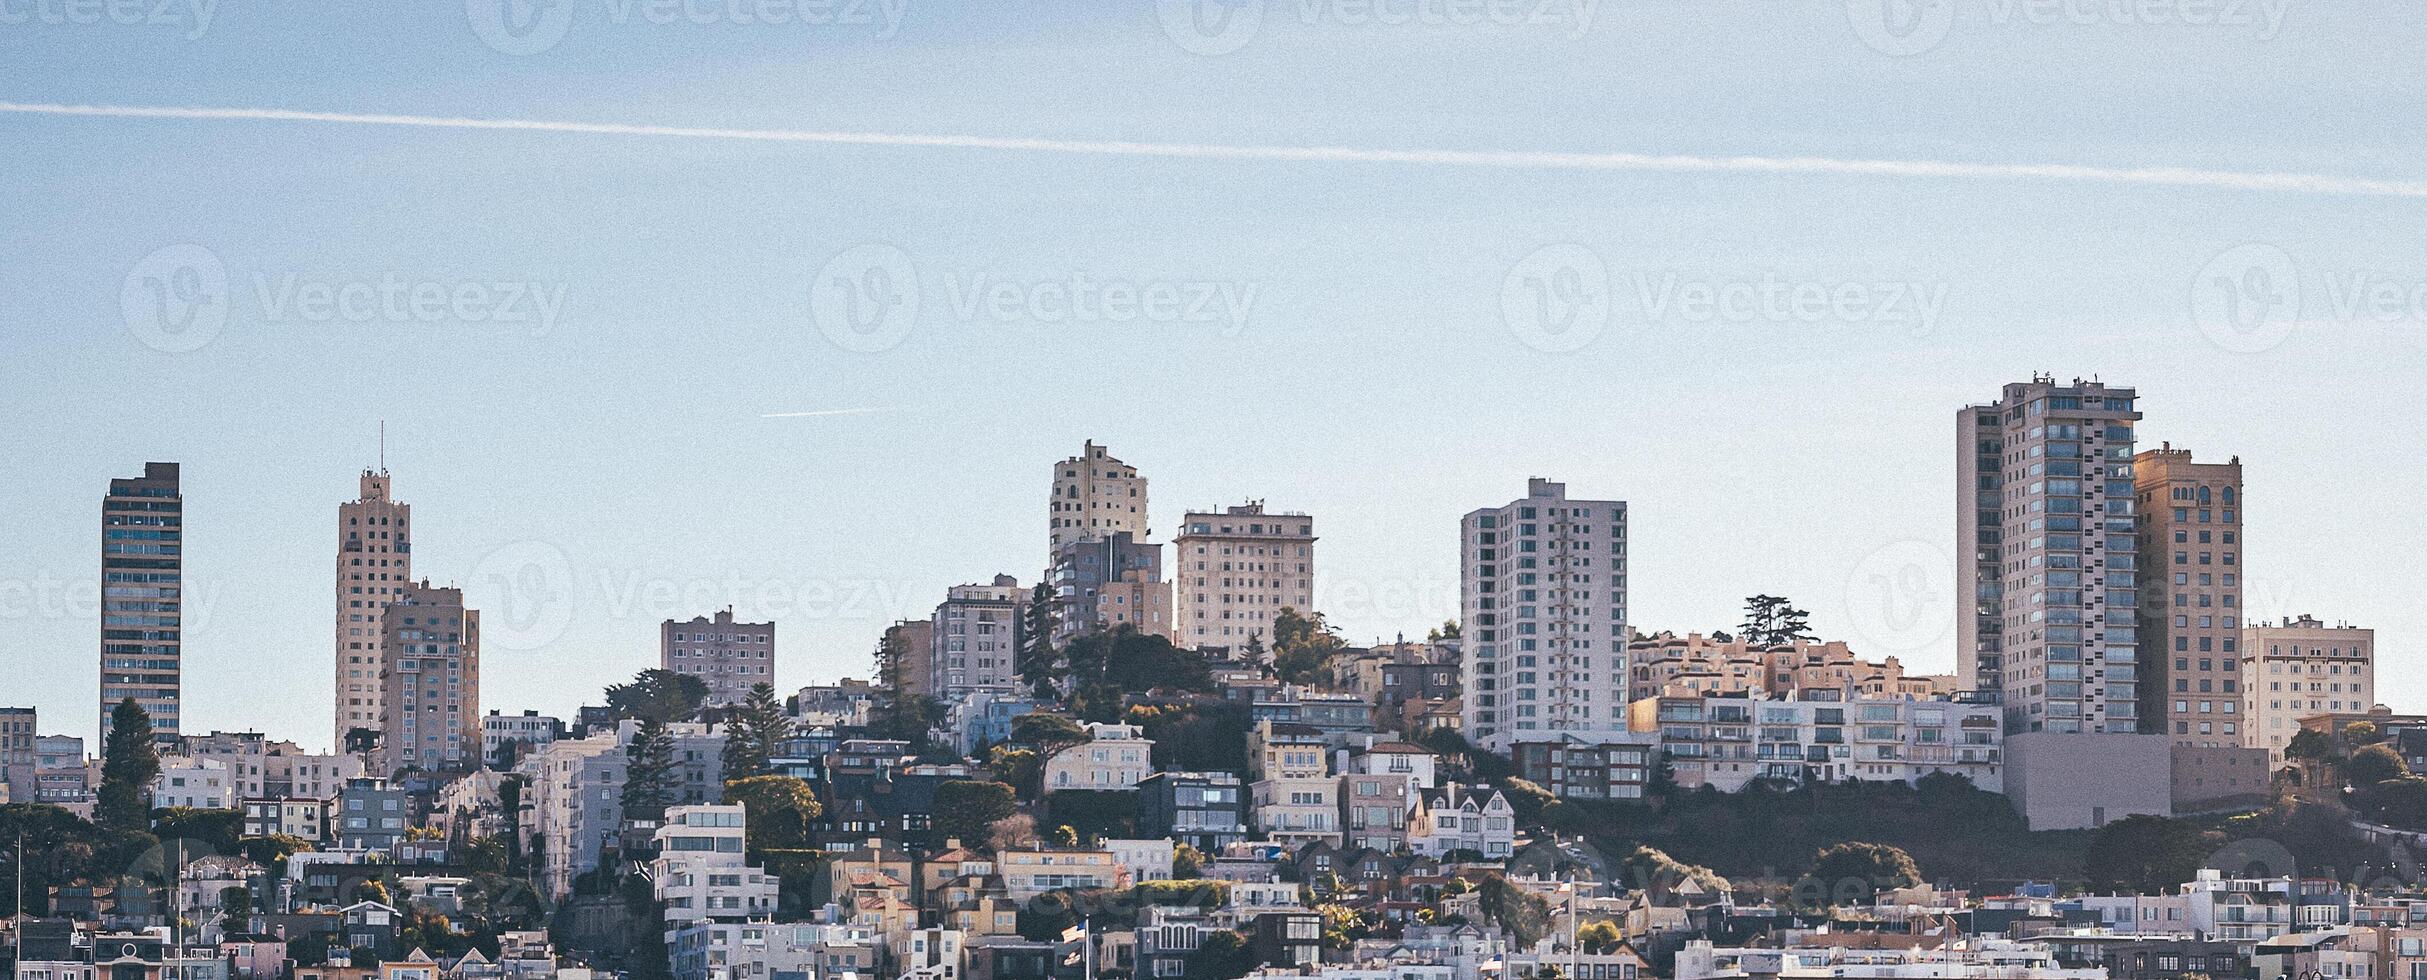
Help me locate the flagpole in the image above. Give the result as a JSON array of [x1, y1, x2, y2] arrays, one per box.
[[1082, 914, 1093, 980]]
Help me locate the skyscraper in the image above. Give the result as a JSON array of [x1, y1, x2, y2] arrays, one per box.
[[1049, 441, 1147, 556], [376, 582, 480, 774], [1174, 502, 1314, 656], [337, 469, 412, 750], [1460, 478, 1629, 753], [661, 609, 776, 707], [101, 461, 182, 745], [2133, 445, 2244, 746], [1958, 376, 2143, 735]]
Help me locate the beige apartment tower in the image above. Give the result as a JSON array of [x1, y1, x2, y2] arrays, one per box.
[[2133, 446, 2245, 747], [662, 609, 776, 707], [376, 582, 479, 774], [337, 469, 412, 751], [1050, 441, 1148, 556], [1174, 502, 1315, 657], [2243, 614, 2375, 760]]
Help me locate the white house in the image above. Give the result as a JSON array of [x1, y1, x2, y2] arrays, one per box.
[[1042, 723, 1156, 790], [1405, 784, 1514, 859]]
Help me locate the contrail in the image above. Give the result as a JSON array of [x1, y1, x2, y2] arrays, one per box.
[[761, 407, 888, 418], [7, 100, 2426, 199]]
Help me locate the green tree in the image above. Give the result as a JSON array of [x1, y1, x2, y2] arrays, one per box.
[[153, 807, 244, 853], [218, 885, 254, 935], [98, 698, 162, 832], [1478, 874, 1554, 946], [1062, 627, 1217, 718], [2345, 721, 2383, 746], [2286, 728, 2334, 762], [619, 719, 679, 823], [1183, 930, 1257, 980], [988, 745, 1042, 800], [1051, 824, 1080, 848], [720, 682, 793, 779], [605, 669, 709, 725], [1623, 846, 1731, 904], [1173, 842, 1205, 879], [2083, 815, 2213, 894], [1738, 595, 1815, 646], [2348, 743, 2411, 787], [1013, 712, 1093, 754], [721, 775, 822, 853], [931, 781, 1018, 848], [1019, 582, 1061, 699], [1577, 919, 1623, 953], [1799, 842, 1922, 907], [1270, 608, 1344, 685], [1316, 902, 1365, 950]]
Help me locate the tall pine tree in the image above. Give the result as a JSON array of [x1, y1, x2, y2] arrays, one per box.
[[98, 697, 161, 832], [719, 682, 791, 779], [1018, 582, 1060, 699], [620, 719, 679, 823]]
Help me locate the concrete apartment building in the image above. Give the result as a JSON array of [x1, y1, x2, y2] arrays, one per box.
[[1960, 377, 2145, 735], [662, 609, 775, 707], [1174, 502, 1315, 656], [1049, 531, 1172, 645], [932, 576, 1022, 696], [1627, 633, 1957, 703], [1460, 478, 1630, 753], [1631, 689, 2005, 793], [336, 469, 412, 752], [1049, 441, 1148, 556], [377, 582, 481, 774], [2134, 446, 2247, 746], [101, 461, 183, 745], [0, 706, 33, 803], [2245, 615, 2377, 759], [34, 734, 88, 806], [482, 710, 563, 768]]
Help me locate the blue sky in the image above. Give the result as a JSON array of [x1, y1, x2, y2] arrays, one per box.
[[2, 0, 2422, 751]]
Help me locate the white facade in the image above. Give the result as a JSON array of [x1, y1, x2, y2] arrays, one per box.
[[1174, 502, 1316, 654], [1405, 785, 1514, 859], [1252, 774, 1342, 848], [153, 757, 233, 809], [653, 805, 778, 925], [2243, 615, 2376, 759], [1101, 838, 1178, 883], [1647, 692, 2005, 793], [1043, 722, 1156, 790], [1461, 478, 1630, 752], [1051, 441, 1148, 555]]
